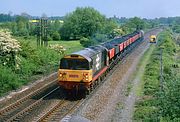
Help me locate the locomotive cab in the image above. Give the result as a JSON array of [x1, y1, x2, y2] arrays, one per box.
[[58, 45, 108, 91], [58, 55, 93, 90], [150, 35, 156, 43]]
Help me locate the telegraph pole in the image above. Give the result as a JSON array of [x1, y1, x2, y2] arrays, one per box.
[[160, 48, 163, 91], [36, 18, 48, 47]]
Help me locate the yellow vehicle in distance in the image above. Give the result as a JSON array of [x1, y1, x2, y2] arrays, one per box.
[[150, 35, 156, 43]]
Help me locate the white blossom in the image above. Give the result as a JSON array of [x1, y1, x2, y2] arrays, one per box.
[[0, 29, 21, 68], [49, 44, 66, 54], [0, 29, 21, 54]]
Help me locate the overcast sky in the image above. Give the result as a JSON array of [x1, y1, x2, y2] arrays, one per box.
[[1, 0, 180, 18]]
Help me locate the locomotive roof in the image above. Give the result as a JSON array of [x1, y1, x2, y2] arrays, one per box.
[[70, 45, 107, 62]]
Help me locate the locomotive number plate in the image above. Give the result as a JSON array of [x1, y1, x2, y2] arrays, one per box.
[[69, 75, 79, 78]]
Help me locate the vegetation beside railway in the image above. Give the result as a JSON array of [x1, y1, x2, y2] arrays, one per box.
[[0, 31, 84, 97], [134, 29, 180, 121]]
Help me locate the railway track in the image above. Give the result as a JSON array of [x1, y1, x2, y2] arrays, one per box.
[[0, 79, 58, 122], [0, 80, 83, 122], [34, 99, 83, 122]]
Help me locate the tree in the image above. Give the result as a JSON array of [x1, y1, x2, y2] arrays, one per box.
[[52, 31, 60, 40], [172, 17, 180, 33], [80, 37, 94, 47], [15, 16, 29, 36], [103, 19, 118, 38], [126, 17, 146, 30], [60, 7, 107, 40]]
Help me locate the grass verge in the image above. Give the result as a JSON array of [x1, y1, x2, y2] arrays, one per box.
[[134, 29, 180, 121]]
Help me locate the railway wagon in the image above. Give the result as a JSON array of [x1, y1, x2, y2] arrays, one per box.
[[58, 30, 144, 95]]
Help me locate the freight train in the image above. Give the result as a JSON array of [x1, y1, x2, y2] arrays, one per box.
[[58, 30, 144, 95]]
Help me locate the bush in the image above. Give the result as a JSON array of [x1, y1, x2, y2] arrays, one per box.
[[134, 30, 180, 121], [0, 36, 61, 96], [80, 37, 94, 47], [92, 33, 108, 42], [0, 65, 21, 96], [52, 31, 60, 40]]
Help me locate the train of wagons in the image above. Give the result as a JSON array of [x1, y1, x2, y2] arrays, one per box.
[[58, 30, 144, 95]]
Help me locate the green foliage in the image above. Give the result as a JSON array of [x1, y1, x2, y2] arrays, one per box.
[[80, 37, 94, 47], [0, 37, 62, 96], [0, 36, 84, 97], [134, 30, 180, 121], [52, 31, 60, 40], [102, 19, 118, 38], [126, 17, 146, 30], [0, 65, 22, 96], [172, 17, 180, 33], [60, 7, 116, 40], [92, 33, 108, 43], [0, 13, 15, 22], [14, 16, 29, 37], [158, 78, 180, 119]]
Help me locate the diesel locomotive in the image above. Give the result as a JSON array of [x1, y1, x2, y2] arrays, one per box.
[[58, 30, 144, 95], [149, 35, 156, 43]]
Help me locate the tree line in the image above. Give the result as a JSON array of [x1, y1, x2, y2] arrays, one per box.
[[0, 7, 180, 47]]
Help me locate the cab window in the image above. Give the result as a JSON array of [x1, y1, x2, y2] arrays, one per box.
[[60, 58, 90, 70]]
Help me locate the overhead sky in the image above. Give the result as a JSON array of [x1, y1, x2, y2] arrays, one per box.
[[1, 0, 180, 18]]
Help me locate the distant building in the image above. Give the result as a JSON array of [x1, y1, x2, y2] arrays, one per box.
[[29, 19, 64, 23], [29, 20, 39, 23]]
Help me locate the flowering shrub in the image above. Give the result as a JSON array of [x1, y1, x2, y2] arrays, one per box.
[[49, 44, 66, 54], [0, 29, 21, 68]]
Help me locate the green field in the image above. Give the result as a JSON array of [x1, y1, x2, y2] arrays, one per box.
[[49, 40, 84, 54], [15, 37, 84, 54]]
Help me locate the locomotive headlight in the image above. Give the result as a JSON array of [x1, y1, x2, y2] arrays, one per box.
[[59, 73, 62, 77], [83, 73, 89, 81]]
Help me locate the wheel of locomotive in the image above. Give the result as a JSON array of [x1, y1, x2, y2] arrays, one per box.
[[90, 84, 93, 91], [86, 88, 90, 95]]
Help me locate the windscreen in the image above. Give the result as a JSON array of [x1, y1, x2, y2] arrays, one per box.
[[60, 58, 90, 70]]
